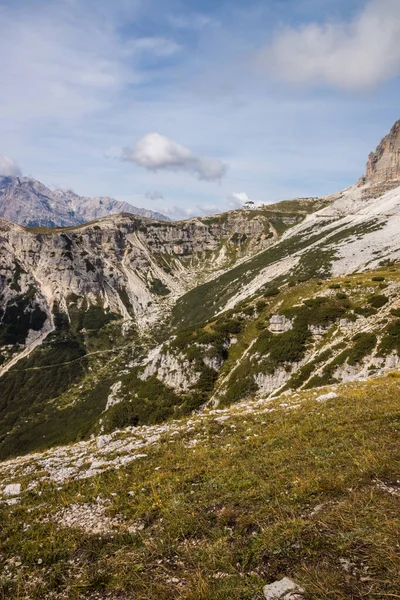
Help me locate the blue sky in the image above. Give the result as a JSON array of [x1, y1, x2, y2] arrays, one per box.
[[0, 0, 399, 219]]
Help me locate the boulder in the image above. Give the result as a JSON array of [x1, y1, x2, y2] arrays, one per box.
[[316, 391, 338, 403], [263, 577, 305, 600], [3, 483, 21, 497]]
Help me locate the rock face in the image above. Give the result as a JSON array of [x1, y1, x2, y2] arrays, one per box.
[[363, 120, 400, 186], [0, 209, 276, 362], [0, 176, 169, 227]]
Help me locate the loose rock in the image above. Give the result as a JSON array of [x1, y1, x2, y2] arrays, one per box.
[[263, 577, 305, 600]]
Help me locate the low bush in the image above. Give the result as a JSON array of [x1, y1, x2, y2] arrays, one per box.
[[368, 295, 389, 309], [264, 287, 280, 297]]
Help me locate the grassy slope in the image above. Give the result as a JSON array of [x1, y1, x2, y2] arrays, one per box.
[[1, 375, 399, 599], [171, 217, 375, 328], [1, 261, 399, 461]]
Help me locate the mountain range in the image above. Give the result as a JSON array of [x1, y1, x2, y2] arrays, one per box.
[[0, 176, 170, 227], [1, 120, 400, 600]]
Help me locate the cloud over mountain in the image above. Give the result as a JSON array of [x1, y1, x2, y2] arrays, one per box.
[[228, 192, 250, 208], [122, 133, 228, 181], [0, 155, 22, 177], [257, 0, 400, 91], [145, 190, 164, 201]]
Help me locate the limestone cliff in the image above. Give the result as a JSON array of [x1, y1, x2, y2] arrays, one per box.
[[365, 120, 400, 184], [360, 120, 400, 198]]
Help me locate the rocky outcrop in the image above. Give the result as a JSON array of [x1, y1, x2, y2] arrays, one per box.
[[139, 347, 200, 392], [269, 315, 293, 333], [363, 120, 400, 186], [0, 210, 276, 347], [0, 176, 169, 227], [255, 367, 291, 395]]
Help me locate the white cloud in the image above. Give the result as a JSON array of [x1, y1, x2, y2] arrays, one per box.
[[0, 3, 180, 132], [159, 202, 221, 220], [128, 36, 181, 57], [227, 191, 249, 208], [145, 190, 164, 201], [0, 155, 22, 177], [256, 0, 400, 91], [122, 133, 228, 181]]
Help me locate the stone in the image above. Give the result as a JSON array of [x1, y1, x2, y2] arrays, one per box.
[[269, 315, 293, 333], [316, 391, 338, 403], [3, 483, 21, 497], [263, 577, 305, 599]]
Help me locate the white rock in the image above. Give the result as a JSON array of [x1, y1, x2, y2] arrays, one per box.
[[316, 391, 338, 403], [263, 577, 305, 599], [3, 483, 21, 497]]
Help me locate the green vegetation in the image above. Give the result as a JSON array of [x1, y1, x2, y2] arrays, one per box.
[[150, 278, 170, 296], [0, 298, 131, 458], [307, 333, 377, 388], [172, 223, 344, 327], [103, 375, 185, 431], [284, 348, 333, 390], [263, 286, 280, 297], [368, 294, 389, 309], [0, 290, 47, 346], [223, 297, 350, 404], [378, 319, 400, 356], [0, 334, 88, 459], [1, 376, 399, 599]]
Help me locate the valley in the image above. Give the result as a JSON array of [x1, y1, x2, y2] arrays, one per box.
[[1, 120, 400, 599]]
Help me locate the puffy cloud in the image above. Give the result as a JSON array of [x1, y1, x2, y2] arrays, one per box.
[[0, 155, 22, 177], [159, 202, 221, 220], [122, 133, 228, 181], [256, 0, 400, 91], [145, 190, 164, 201]]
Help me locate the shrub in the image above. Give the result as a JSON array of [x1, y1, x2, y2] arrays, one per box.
[[368, 295, 389, 309], [354, 306, 377, 317], [82, 306, 118, 330], [224, 366, 257, 404], [150, 279, 170, 296], [378, 319, 400, 356], [264, 287, 280, 297], [256, 300, 266, 312], [347, 333, 377, 366], [372, 276, 385, 282]]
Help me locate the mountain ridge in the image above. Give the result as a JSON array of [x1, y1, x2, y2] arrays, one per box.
[[1, 120, 400, 460], [0, 175, 170, 227]]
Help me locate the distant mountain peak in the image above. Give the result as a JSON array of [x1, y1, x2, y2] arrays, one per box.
[[0, 176, 170, 227]]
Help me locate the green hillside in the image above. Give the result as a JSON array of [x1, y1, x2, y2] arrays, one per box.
[[1, 374, 399, 599]]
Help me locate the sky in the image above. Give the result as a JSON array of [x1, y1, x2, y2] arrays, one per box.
[[0, 0, 400, 219]]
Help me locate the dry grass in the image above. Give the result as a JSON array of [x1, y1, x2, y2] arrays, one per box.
[[1, 375, 399, 599]]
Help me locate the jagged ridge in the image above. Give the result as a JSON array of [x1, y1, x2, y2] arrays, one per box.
[[0, 176, 170, 227]]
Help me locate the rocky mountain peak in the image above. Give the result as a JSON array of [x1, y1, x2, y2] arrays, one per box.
[[0, 175, 170, 227], [363, 119, 400, 185]]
